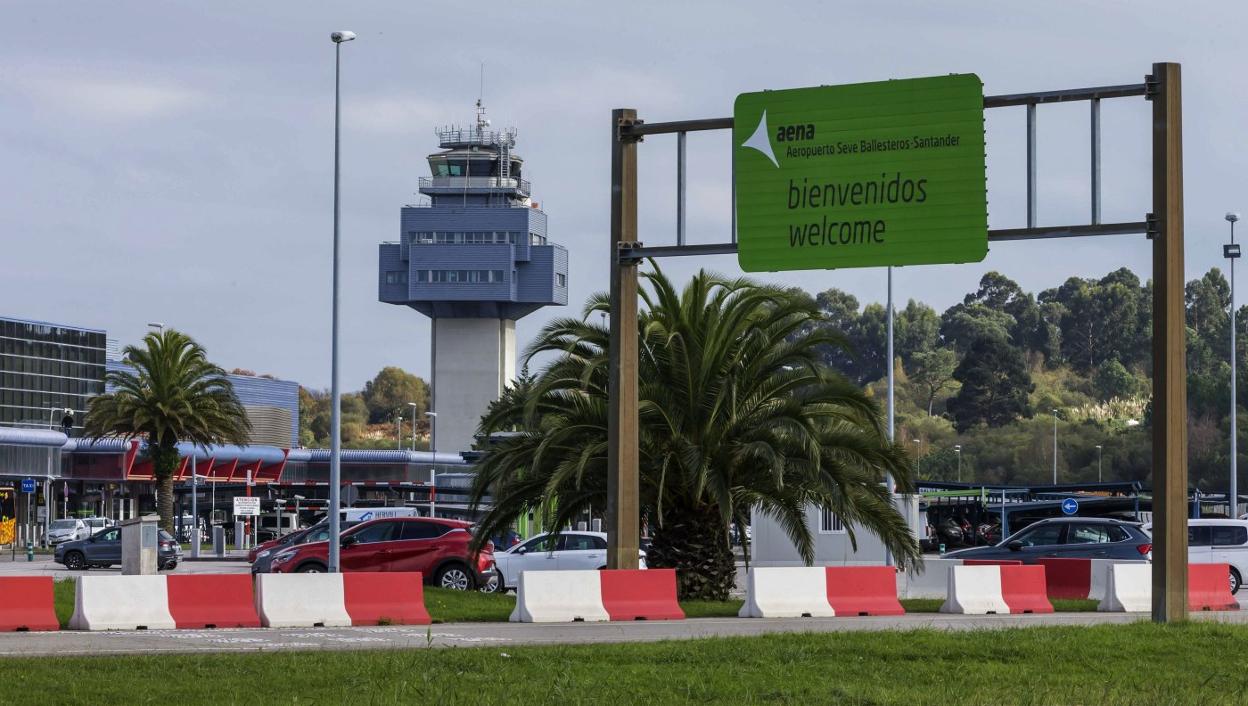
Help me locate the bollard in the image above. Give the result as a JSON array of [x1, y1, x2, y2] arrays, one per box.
[[213, 526, 225, 558], [26, 541, 33, 562], [234, 521, 246, 552]]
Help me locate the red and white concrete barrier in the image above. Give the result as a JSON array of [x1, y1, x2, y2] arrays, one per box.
[[1097, 563, 1239, 612], [342, 573, 432, 626], [511, 569, 683, 623], [167, 574, 261, 629], [70, 575, 176, 631], [939, 564, 1053, 614], [739, 567, 904, 618], [0, 577, 59, 632]]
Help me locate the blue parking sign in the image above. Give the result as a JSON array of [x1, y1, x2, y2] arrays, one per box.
[[1061, 497, 1078, 516], [20, 478, 35, 494]]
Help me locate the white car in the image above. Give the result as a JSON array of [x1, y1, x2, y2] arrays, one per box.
[[47, 518, 90, 545], [493, 531, 648, 590], [1189, 519, 1248, 594]]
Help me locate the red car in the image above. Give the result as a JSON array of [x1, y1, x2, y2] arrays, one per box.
[[266, 517, 497, 591]]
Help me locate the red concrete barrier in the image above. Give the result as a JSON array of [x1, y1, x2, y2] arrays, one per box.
[[1000, 565, 1054, 614], [1189, 563, 1239, 612], [600, 569, 684, 621], [343, 572, 431, 626], [962, 559, 1023, 566], [0, 577, 59, 632], [824, 566, 905, 616], [1037, 558, 1093, 600], [167, 574, 261, 629]]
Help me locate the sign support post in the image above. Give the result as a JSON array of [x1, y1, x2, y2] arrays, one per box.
[[1150, 61, 1188, 623], [607, 108, 641, 571]]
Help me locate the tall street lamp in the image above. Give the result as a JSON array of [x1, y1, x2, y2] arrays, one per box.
[[408, 402, 419, 452], [425, 411, 438, 516], [146, 322, 164, 333], [327, 29, 355, 574], [1051, 408, 1059, 484], [911, 439, 922, 477], [954, 444, 962, 483], [1227, 212, 1241, 518], [1095, 444, 1103, 483]]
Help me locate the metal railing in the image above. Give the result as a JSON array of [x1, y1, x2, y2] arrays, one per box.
[[435, 125, 517, 147], [418, 176, 530, 193]]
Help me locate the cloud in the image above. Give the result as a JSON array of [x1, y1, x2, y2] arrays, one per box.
[[10, 69, 203, 121], [344, 96, 447, 135]]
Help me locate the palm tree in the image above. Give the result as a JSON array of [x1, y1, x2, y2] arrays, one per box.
[[84, 330, 251, 533], [470, 266, 920, 600]]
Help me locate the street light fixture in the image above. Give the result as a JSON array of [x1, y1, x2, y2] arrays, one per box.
[[1227, 211, 1241, 518], [954, 444, 962, 483], [146, 322, 165, 333], [408, 402, 419, 452], [425, 411, 438, 516], [911, 439, 922, 477], [327, 29, 355, 574], [1095, 444, 1103, 483]]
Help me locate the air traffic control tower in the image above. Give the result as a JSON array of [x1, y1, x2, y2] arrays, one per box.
[[379, 105, 568, 453]]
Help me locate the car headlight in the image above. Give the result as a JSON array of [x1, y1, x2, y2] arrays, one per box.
[[271, 550, 296, 565], [258, 549, 271, 559]]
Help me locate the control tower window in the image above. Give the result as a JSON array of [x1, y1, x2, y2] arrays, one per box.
[[530, 233, 547, 246], [415, 269, 506, 284]]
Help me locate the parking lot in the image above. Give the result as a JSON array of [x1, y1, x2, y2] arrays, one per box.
[[0, 555, 248, 578]]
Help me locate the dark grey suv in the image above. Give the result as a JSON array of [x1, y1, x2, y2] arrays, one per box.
[[945, 517, 1152, 562], [53, 527, 182, 570]]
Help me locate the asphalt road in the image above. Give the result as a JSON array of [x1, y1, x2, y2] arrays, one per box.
[[3, 610, 1248, 657], [0, 557, 249, 578]]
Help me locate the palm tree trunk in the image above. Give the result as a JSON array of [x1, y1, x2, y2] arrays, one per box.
[[646, 508, 736, 600], [149, 443, 180, 534]]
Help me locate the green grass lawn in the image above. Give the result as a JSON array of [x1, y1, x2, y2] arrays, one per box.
[[49, 579, 1099, 626], [3, 622, 1246, 704]]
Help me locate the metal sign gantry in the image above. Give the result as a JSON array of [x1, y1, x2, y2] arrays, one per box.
[[606, 62, 1188, 622]]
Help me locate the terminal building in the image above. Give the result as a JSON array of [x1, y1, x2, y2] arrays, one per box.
[[379, 104, 568, 453]]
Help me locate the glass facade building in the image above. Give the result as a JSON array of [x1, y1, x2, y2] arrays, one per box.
[[0, 317, 106, 433]]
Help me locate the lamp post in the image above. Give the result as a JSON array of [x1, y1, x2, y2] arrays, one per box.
[[408, 402, 419, 452], [1227, 212, 1241, 518], [911, 439, 922, 477], [1095, 444, 1103, 483], [954, 445, 962, 483], [1051, 408, 1059, 485], [146, 322, 164, 333], [327, 29, 355, 574], [425, 411, 438, 516]]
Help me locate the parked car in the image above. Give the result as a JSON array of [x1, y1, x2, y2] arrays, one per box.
[[250, 521, 362, 573], [81, 517, 114, 533], [54, 526, 182, 570], [945, 517, 1152, 563], [493, 531, 648, 591], [47, 518, 90, 545], [1144, 519, 1248, 594], [263, 517, 497, 591]]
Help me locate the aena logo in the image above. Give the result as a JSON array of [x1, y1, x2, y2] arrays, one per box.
[[743, 110, 816, 168]]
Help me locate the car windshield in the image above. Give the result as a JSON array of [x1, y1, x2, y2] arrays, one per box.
[[51, 520, 78, 530]]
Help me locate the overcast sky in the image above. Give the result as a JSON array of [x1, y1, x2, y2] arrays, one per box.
[[3, 1, 1244, 390]]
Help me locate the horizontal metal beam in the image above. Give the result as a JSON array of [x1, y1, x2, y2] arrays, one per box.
[[984, 83, 1147, 108], [621, 117, 732, 137], [618, 221, 1148, 262], [987, 221, 1148, 241], [619, 83, 1150, 141]]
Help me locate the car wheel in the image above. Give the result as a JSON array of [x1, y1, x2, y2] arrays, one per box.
[[436, 564, 474, 591], [1231, 568, 1242, 596], [297, 562, 326, 574], [480, 573, 503, 593], [162, 561, 178, 571], [63, 551, 85, 570]]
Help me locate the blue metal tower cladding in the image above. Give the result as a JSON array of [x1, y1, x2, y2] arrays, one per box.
[[378, 116, 568, 317], [377, 108, 568, 452]]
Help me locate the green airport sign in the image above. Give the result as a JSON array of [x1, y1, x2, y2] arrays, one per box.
[[733, 74, 988, 272]]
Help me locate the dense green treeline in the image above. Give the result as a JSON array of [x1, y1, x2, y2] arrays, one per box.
[[794, 267, 1245, 492]]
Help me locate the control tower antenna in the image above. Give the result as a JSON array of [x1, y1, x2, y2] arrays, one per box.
[[476, 61, 488, 130]]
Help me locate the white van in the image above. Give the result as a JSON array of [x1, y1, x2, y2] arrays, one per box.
[[1188, 519, 1248, 594], [339, 507, 421, 523]]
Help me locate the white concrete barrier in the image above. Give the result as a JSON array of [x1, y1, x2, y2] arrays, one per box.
[[255, 574, 352, 628], [510, 570, 611, 623], [69, 575, 176, 631], [939, 565, 1011, 614], [897, 558, 962, 599], [1098, 563, 1151, 612], [738, 567, 836, 618]]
